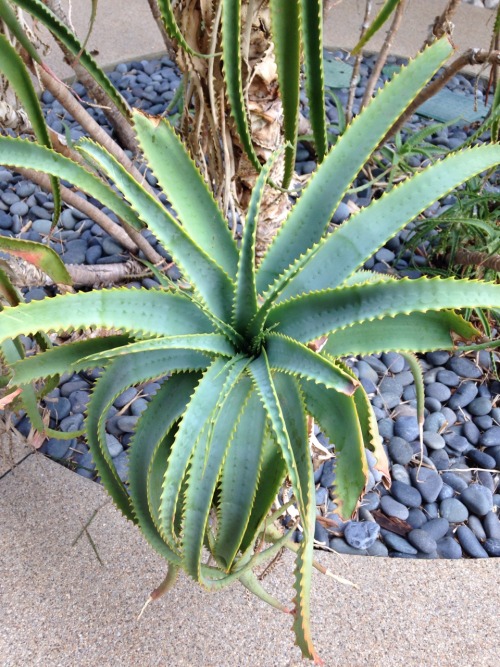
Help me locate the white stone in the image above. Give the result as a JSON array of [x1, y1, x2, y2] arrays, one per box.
[[485, 0, 500, 9]]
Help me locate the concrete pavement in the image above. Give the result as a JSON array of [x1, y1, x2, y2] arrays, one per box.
[[2, 1, 500, 665]]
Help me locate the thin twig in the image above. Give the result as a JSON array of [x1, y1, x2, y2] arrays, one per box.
[[383, 48, 500, 144], [424, 0, 461, 47], [361, 0, 407, 110], [346, 0, 372, 123]]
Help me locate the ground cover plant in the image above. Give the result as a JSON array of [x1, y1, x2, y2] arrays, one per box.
[[1, 31, 500, 661]]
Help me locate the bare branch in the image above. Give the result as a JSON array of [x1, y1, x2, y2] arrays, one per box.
[[448, 248, 500, 273], [361, 0, 407, 110], [383, 48, 500, 143], [425, 0, 461, 47], [347, 0, 372, 123], [42, 0, 138, 152]]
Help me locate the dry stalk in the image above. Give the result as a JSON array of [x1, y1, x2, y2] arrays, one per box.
[[382, 48, 500, 143], [346, 0, 372, 123], [42, 0, 138, 152], [360, 0, 407, 110], [447, 248, 500, 273], [424, 0, 462, 47]]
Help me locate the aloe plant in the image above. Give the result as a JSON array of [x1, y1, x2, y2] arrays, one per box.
[[1, 38, 500, 661]]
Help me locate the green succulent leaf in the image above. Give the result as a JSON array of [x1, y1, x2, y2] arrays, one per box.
[[222, 0, 261, 172], [267, 277, 500, 344], [0, 268, 20, 306], [351, 0, 403, 55], [248, 352, 306, 528], [10, 335, 131, 385], [233, 149, 281, 334], [77, 139, 234, 322], [301, 378, 368, 519], [265, 332, 357, 395], [159, 358, 238, 551], [323, 311, 481, 357], [280, 144, 500, 300], [0, 288, 214, 343], [350, 378, 390, 486], [299, 0, 327, 164], [238, 430, 286, 554], [156, 0, 216, 58], [80, 334, 236, 365], [0, 237, 71, 285], [132, 112, 238, 279], [400, 351, 425, 448], [269, 0, 301, 187], [8, 0, 130, 118], [0, 33, 61, 223], [0, 137, 143, 232], [182, 375, 252, 581], [256, 37, 453, 293], [0, 0, 42, 64], [87, 349, 211, 521], [128, 373, 200, 564], [214, 388, 267, 570], [273, 373, 317, 663]]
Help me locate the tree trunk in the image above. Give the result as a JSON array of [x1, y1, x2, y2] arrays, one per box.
[[172, 0, 291, 259]]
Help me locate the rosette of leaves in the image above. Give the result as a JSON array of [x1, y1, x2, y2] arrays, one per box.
[[1, 39, 500, 662]]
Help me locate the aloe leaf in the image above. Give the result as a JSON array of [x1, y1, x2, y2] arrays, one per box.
[[0, 0, 42, 64], [156, 0, 216, 58], [214, 388, 266, 569], [0, 237, 71, 285], [79, 0, 98, 55], [350, 379, 390, 487], [0, 33, 61, 223], [77, 139, 234, 323], [132, 112, 238, 278], [0, 288, 214, 343], [256, 38, 453, 293], [10, 0, 130, 118], [238, 570, 291, 613], [182, 375, 252, 581], [1, 337, 45, 435], [10, 335, 131, 385], [2, 332, 82, 440], [273, 373, 318, 663], [351, 0, 403, 55], [233, 149, 281, 333], [239, 430, 286, 554], [0, 267, 21, 306], [269, 0, 300, 187], [128, 373, 200, 564], [281, 144, 500, 299], [159, 358, 235, 551], [78, 334, 235, 365], [0, 137, 143, 231], [267, 277, 500, 344], [301, 378, 368, 519], [248, 352, 306, 526], [87, 349, 211, 521], [265, 332, 357, 396], [400, 351, 425, 449], [222, 0, 261, 171], [323, 311, 480, 357], [299, 0, 327, 163]]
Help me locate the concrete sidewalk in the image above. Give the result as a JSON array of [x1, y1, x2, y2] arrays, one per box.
[[41, 0, 497, 78], [2, 2, 500, 665], [2, 451, 500, 667]]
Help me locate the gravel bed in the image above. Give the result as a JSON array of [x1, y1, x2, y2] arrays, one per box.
[[1, 51, 500, 560]]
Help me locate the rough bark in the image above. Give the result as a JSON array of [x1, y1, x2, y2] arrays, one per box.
[[2, 253, 152, 288], [172, 0, 291, 259], [447, 248, 500, 273], [42, 0, 139, 152]]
